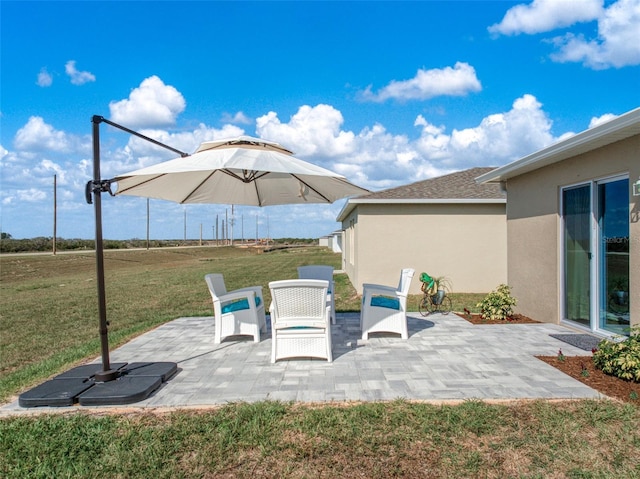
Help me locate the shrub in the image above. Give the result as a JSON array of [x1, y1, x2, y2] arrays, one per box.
[[476, 284, 517, 321], [592, 327, 640, 382]]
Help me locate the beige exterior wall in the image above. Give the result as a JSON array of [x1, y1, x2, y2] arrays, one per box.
[[506, 134, 639, 329], [341, 202, 507, 294]]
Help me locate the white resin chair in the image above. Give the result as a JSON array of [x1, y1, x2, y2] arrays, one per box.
[[360, 268, 415, 340], [205, 273, 266, 344], [268, 279, 332, 363], [297, 265, 336, 324]]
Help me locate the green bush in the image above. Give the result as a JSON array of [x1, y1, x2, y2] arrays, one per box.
[[476, 284, 517, 321], [592, 327, 640, 382]]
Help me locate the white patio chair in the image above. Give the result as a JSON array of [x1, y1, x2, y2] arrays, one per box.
[[204, 273, 266, 344], [297, 265, 336, 324], [268, 279, 332, 363], [360, 268, 415, 340]]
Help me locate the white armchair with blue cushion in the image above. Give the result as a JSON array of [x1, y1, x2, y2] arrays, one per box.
[[297, 265, 336, 324], [269, 279, 332, 363], [205, 273, 267, 344], [360, 268, 415, 340]]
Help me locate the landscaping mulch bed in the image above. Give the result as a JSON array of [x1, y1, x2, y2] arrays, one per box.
[[459, 313, 540, 324], [537, 355, 640, 405]]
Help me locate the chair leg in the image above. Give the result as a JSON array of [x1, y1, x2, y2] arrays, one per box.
[[214, 317, 222, 344], [271, 336, 277, 363]]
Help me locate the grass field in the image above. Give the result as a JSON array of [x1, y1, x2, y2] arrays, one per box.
[[2, 246, 638, 478]]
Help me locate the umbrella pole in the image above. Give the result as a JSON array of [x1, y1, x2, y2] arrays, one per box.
[[91, 116, 119, 382], [87, 115, 188, 382]]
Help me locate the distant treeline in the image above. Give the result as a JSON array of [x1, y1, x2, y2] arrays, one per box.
[[0, 237, 318, 254]]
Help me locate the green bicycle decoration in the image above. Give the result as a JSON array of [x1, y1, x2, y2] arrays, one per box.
[[418, 272, 452, 316]]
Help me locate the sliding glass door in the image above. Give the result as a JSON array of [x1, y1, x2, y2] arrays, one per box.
[[563, 185, 591, 327], [598, 178, 630, 334], [562, 177, 630, 335]]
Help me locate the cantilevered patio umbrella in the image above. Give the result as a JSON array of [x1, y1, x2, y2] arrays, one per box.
[[113, 135, 369, 206]]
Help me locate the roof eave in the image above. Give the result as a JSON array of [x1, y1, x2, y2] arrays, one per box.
[[336, 198, 506, 222]]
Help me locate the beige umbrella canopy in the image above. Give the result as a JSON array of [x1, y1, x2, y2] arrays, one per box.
[[114, 136, 369, 205]]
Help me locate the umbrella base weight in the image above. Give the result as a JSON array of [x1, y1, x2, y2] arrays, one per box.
[[94, 368, 121, 382], [18, 362, 177, 408]]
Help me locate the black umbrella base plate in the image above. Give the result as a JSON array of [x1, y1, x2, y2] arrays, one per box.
[[19, 362, 178, 408]]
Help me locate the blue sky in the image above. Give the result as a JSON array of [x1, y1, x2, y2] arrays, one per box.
[[1, 0, 639, 241]]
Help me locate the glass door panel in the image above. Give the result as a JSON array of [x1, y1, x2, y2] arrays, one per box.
[[598, 179, 630, 334], [563, 185, 591, 326]]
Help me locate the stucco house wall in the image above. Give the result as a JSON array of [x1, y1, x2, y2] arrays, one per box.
[[338, 167, 507, 295], [347, 203, 506, 294], [478, 107, 639, 331], [505, 135, 639, 327]]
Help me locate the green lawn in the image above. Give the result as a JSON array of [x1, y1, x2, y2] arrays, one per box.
[[2, 399, 638, 478]]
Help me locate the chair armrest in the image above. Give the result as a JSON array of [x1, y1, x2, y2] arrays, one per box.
[[219, 290, 256, 303], [273, 320, 328, 330], [363, 285, 398, 297]]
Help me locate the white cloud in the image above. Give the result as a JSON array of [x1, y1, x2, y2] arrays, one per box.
[[413, 94, 557, 169], [2, 188, 47, 205], [65, 60, 96, 85], [221, 111, 252, 125], [488, 0, 603, 36], [37, 68, 53, 87], [589, 113, 619, 128], [490, 0, 640, 69], [256, 104, 355, 157], [360, 62, 482, 102], [34, 159, 66, 183], [109, 76, 186, 129], [550, 0, 640, 69], [14, 116, 73, 152], [249, 97, 559, 190]]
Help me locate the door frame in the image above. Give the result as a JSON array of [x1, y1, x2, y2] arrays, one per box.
[[560, 174, 629, 335]]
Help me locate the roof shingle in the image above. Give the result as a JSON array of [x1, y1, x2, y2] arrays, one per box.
[[355, 167, 504, 201]]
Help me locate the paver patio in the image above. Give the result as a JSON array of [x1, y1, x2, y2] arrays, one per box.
[[1, 312, 604, 415]]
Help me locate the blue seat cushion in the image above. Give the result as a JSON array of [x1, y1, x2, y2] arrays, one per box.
[[370, 296, 400, 310], [221, 296, 261, 314]]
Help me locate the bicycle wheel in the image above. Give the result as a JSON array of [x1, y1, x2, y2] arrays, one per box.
[[439, 295, 452, 315], [429, 295, 452, 315], [418, 296, 430, 316]]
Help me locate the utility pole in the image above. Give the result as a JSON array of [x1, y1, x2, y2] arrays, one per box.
[[230, 204, 234, 246], [53, 175, 57, 255], [146, 198, 150, 250]]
